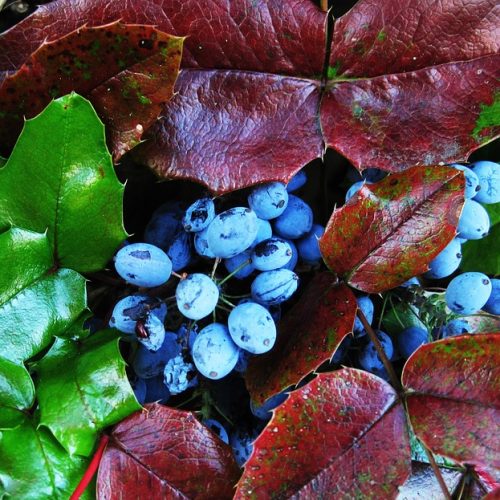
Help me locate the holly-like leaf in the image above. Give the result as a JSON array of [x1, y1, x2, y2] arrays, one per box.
[[0, 357, 34, 429], [246, 273, 357, 406], [0, 228, 86, 365], [319, 166, 465, 293], [0, 22, 182, 160], [0, 93, 126, 272], [236, 370, 411, 498], [97, 403, 240, 499], [461, 314, 500, 333], [1, 0, 497, 194], [460, 204, 500, 276], [0, 415, 91, 500], [36, 331, 141, 457], [403, 333, 500, 468]]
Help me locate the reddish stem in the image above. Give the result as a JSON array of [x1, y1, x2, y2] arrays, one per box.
[[70, 434, 109, 500]]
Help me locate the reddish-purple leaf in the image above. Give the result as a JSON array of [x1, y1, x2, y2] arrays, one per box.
[[236, 370, 411, 498], [319, 165, 465, 293], [245, 273, 356, 406], [96, 403, 240, 500], [403, 333, 500, 468], [0, 22, 182, 160], [0, 0, 497, 193]]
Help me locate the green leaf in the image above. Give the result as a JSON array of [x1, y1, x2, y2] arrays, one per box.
[[0, 415, 90, 500], [0, 93, 126, 272], [381, 301, 427, 336], [460, 204, 500, 276], [0, 357, 34, 429], [37, 330, 141, 456]]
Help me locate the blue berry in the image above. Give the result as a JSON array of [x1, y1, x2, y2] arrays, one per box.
[[131, 377, 147, 405], [234, 349, 252, 373], [206, 207, 258, 258], [114, 243, 172, 287], [252, 237, 293, 271], [224, 249, 254, 279], [228, 302, 276, 354], [457, 200, 490, 240], [273, 195, 313, 239], [137, 313, 166, 352], [176, 274, 219, 320], [471, 161, 500, 204], [281, 239, 298, 271], [446, 272, 492, 314], [194, 226, 216, 258], [425, 238, 462, 279], [251, 269, 299, 305], [484, 279, 500, 315], [166, 230, 193, 272], [109, 295, 167, 334], [250, 392, 288, 420], [345, 181, 365, 202], [352, 296, 374, 336], [248, 182, 289, 220], [163, 355, 197, 395], [202, 419, 229, 444], [296, 224, 325, 264], [250, 218, 273, 247], [358, 331, 393, 373], [176, 323, 197, 351], [442, 319, 472, 338], [400, 277, 420, 288], [331, 335, 352, 364], [362, 168, 387, 183], [144, 375, 170, 404], [450, 164, 480, 199], [230, 430, 256, 467], [287, 170, 307, 192], [397, 326, 428, 358], [144, 201, 185, 249], [191, 323, 240, 379], [183, 198, 216, 232], [132, 331, 180, 378]]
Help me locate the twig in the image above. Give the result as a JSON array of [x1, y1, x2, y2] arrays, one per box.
[[422, 442, 452, 500], [357, 308, 402, 391], [70, 434, 109, 500], [211, 257, 221, 279], [320, 0, 328, 12]]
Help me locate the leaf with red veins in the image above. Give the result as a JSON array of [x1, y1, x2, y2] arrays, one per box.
[[245, 273, 356, 406], [135, 70, 323, 195], [235, 370, 411, 499], [0, 22, 183, 160], [403, 333, 500, 469], [319, 165, 465, 293], [97, 404, 240, 500], [322, 55, 500, 171], [329, 0, 499, 79]]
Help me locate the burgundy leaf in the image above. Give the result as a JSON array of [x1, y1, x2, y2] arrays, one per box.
[[245, 273, 357, 406], [0, 0, 497, 193], [236, 370, 411, 498], [96, 404, 240, 500], [403, 333, 500, 468], [319, 165, 465, 293], [0, 22, 182, 160]]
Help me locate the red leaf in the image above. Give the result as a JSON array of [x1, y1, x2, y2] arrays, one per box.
[[403, 333, 500, 468], [245, 273, 357, 406], [0, 0, 497, 193], [0, 22, 182, 161], [235, 370, 411, 498], [96, 403, 240, 500], [319, 165, 465, 293]]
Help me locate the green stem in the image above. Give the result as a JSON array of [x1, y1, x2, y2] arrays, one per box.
[[218, 259, 252, 286], [219, 296, 236, 308]]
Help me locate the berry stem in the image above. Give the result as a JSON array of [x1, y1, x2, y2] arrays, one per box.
[[218, 259, 252, 286], [421, 442, 452, 499], [69, 434, 109, 500], [219, 296, 236, 308], [211, 258, 221, 279], [357, 308, 402, 391]]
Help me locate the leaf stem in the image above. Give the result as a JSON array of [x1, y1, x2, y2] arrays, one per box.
[[421, 442, 451, 500], [70, 434, 109, 500], [357, 308, 402, 391]]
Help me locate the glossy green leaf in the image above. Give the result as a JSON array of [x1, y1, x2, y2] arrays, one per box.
[[0, 357, 34, 429], [382, 302, 427, 336], [460, 204, 500, 276], [0, 415, 90, 499], [0, 93, 126, 272], [37, 330, 141, 456]]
